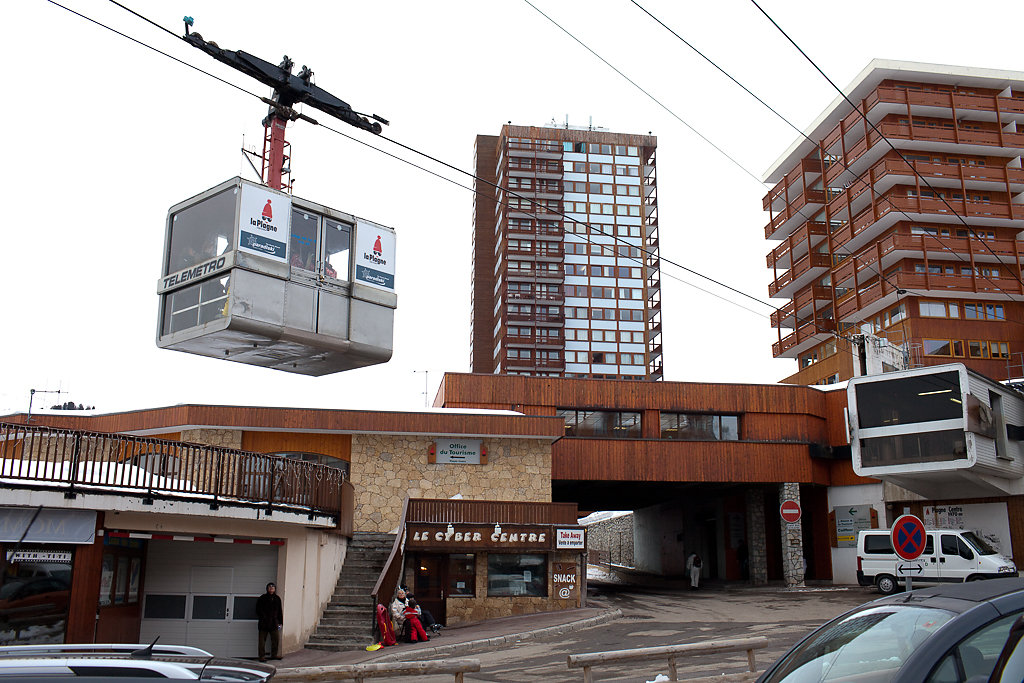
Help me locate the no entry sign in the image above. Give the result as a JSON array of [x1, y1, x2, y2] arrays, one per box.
[[891, 514, 927, 561], [780, 500, 802, 524]]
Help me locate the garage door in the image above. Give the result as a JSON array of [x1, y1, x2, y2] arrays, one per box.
[[139, 540, 278, 657]]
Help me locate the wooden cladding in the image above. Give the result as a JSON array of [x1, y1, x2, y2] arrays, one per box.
[[439, 373, 829, 417], [4, 404, 563, 440], [407, 498, 578, 525], [552, 438, 833, 485], [242, 431, 351, 460]]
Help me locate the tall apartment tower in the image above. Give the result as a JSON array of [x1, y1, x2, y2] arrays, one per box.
[[471, 124, 662, 380], [763, 61, 1024, 385]]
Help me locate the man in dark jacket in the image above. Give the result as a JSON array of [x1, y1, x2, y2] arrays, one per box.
[[256, 582, 284, 661]]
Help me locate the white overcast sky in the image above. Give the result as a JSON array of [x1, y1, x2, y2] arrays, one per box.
[[3, 0, 1020, 415]]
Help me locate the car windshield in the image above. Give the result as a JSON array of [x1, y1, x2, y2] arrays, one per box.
[[762, 605, 955, 682], [962, 531, 999, 556]]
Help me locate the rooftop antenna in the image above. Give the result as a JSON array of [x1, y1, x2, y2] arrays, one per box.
[[565, 114, 569, 129], [182, 16, 388, 192], [26, 388, 62, 423], [588, 115, 593, 131]]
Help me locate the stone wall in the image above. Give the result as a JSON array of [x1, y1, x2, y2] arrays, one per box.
[[350, 435, 552, 533], [443, 551, 581, 625], [181, 429, 243, 450], [583, 513, 634, 567], [779, 482, 805, 588]]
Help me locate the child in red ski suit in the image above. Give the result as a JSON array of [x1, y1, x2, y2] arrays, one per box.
[[403, 598, 429, 642]]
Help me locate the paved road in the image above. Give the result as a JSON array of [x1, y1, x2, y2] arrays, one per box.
[[404, 583, 877, 682]]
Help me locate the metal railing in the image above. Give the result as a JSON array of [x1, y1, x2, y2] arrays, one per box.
[[566, 636, 768, 683], [0, 422, 351, 523]]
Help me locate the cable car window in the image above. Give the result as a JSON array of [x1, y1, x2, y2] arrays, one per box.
[[166, 189, 235, 275], [291, 210, 319, 272], [324, 219, 350, 280], [161, 275, 230, 335]]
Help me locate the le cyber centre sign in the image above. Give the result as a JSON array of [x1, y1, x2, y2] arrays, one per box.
[[407, 525, 586, 551]]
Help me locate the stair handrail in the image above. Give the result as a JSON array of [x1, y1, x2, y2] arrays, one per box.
[[371, 495, 410, 612]]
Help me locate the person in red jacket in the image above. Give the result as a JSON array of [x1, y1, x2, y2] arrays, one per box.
[[403, 598, 429, 642]]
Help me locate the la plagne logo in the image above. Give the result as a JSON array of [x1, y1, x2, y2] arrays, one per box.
[[362, 234, 387, 266], [250, 199, 280, 233]]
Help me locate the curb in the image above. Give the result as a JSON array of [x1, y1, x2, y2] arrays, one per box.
[[370, 608, 623, 662]]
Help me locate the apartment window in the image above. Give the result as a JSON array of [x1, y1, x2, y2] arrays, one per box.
[[964, 303, 1005, 320], [990, 342, 1010, 359], [558, 410, 642, 438], [660, 413, 739, 441], [886, 304, 906, 327], [919, 300, 958, 318], [922, 339, 964, 357]]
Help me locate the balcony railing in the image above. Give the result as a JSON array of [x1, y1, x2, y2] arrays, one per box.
[[0, 422, 352, 527], [768, 252, 831, 297], [766, 221, 828, 268], [832, 232, 1022, 287], [835, 272, 1024, 320]]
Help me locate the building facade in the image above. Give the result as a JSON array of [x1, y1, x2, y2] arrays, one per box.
[[762, 60, 1024, 385], [471, 124, 663, 380]]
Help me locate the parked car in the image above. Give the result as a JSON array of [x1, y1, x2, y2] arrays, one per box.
[[757, 577, 1024, 682], [0, 643, 275, 680], [857, 528, 1017, 594]]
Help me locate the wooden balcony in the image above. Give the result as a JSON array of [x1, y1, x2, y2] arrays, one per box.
[[766, 221, 827, 269], [836, 272, 1024, 321], [832, 232, 1023, 288], [0, 422, 352, 526], [824, 121, 1024, 186], [770, 285, 833, 328], [768, 251, 831, 298], [825, 156, 1024, 221], [772, 319, 832, 358]]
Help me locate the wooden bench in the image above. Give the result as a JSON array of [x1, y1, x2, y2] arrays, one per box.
[[566, 635, 768, 682]]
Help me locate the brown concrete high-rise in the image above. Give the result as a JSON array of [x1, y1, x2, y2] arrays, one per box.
[[763, 61, 1024, 385], [471, 124, 663, 380]]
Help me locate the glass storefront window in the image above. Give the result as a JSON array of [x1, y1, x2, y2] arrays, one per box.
[[660, 413, 740, 440], [558, 410, 641, 437], [487, 554, 547, 597], [447, 554, 476, 597], [0, 547, 73, 644]]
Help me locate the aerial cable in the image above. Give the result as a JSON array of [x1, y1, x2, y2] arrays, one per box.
[[748, 0, 1024, 293]]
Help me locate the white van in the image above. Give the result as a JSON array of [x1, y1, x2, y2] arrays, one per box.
[[857, 528, 1017, 594]]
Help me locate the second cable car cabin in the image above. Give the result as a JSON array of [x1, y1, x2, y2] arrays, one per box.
[[156, 178, 396, 375]]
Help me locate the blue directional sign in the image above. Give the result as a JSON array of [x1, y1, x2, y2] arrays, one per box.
[[891, 514, 927, 561]]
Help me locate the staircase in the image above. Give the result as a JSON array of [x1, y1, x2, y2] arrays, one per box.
[[306, 532, 396, 650]]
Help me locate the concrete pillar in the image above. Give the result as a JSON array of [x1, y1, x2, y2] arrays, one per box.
[[745, 487, 767, 585], [780, 482, 805, 588]]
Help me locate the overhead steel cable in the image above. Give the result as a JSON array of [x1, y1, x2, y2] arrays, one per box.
[[624, 0, 1017, 305], [748, 0, 1024, 295], [51, 0, 782, 322]]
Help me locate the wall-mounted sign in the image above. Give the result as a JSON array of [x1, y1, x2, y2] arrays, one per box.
[[407, 524, 560, 551], [434, 438, 482, 464], [6, 550, 72, 563], [553, 562, 579, 600], [238, 183, 290, 262], [834, 505, 874, 548], [354, 219, 396, 291], [0, 508, 96, 544], [556, 528, 586, 550]]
